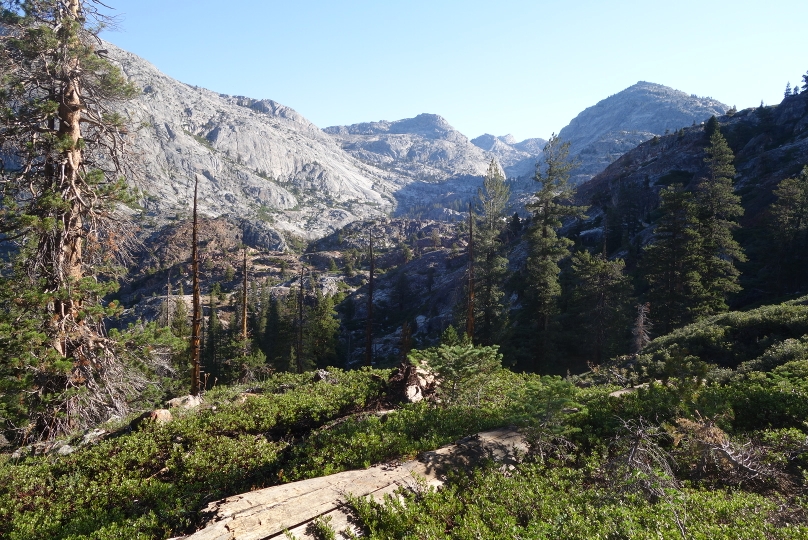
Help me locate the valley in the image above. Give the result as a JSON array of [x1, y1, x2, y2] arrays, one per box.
[[1, 3, 807, 539]]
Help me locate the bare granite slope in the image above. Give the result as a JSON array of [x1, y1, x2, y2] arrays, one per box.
[[107, 43, 399, 240], [559, 81, 727, 185]]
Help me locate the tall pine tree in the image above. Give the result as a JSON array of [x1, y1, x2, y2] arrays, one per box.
[[769, 165, 808, 294], [641, 185, 707, 334], [0, 0, 140, 439], [475, 159, 510, 345], [525, 135, 585, 369], [568, 251, 631, 365], [695, 129, 746, 313]]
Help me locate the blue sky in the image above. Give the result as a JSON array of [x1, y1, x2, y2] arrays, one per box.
[[100, 0, 807, 142]]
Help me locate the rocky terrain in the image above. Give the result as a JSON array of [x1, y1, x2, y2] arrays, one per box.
[[559, 82, 727, 185], [578, 89, 808, 223], [108, 43, 399, 240], [104, 43, 732, 245], [470, 133, 548, 178]]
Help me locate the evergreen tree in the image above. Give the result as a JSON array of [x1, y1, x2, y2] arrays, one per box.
[[641, 185, 707, 334], [785, 82, 792, 98], [568, 251, 631, 364], [695, 129, 746, 313], [475, 159, 511, 345], [303, 289, 339, 368], [524, 135, 586, 368], [0, 0, 139, 439], [203, 284, 222, 384], [769, 165, 808, 293]]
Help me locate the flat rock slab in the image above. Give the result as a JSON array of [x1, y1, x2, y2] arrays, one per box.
[[184, 427, 526, 540]]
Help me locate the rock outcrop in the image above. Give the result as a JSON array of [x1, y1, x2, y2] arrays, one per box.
[[558, 81, 727, 185], [107, 43, 398, 240], [470, 133, 548, 178], [183, 427, 527, 540]]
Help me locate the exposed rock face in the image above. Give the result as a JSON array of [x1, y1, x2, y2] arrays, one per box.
[[579, 90, 808, 219], [471, 133, 548, 177], [103, 41, 730, 237], [184, 427, 527, 540], [107, 43, 398, 240], [325, 114, 487, 177], [558, 81, 728, 185]]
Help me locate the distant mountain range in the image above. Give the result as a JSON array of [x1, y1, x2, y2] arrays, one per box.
[[107, 42, 729, 242]]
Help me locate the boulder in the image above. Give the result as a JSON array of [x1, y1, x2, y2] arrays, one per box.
[[167, 395, 203, 409], [150, 409, 173, 424]]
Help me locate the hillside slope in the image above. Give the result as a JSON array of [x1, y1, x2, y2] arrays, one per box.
[[108, 43, 398, 240], [560, 82, 727, 185]]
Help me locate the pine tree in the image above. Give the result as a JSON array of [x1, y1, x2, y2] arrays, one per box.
[[695, 129, 745, 314], [769, 165, 808, 293], [568, 251, 631, 364], [641, 185, 707, 334], [303, 289, 339, 368], [785, 82, 792, 98], [0, 0, 139, 439], [475, 159, 511, 345], [203, 284, 222, 384], [525, 135, 586, 368]]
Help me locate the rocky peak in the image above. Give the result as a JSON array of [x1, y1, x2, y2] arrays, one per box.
[[105, 41, 398, 241], [471, 134, 548, 178], [325, 113, 458, 140], [558, 81, 727, 185]]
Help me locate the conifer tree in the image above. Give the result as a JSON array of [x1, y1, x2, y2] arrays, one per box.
[[525, 135, 585, 367], [0, 0, 140, 438], [475, 159, 511, 345], [769, 165, 808, 293], [641, 185, 707, 334], [695, 129, 745, 313], [303, 289, 339, 368], [568, 251, 631, 364], [204, 284, 222, 383]]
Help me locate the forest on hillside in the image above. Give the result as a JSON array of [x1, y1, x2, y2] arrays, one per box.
[[1, 2, 808, 539]]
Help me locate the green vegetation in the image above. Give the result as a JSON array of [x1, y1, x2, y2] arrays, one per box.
[[1, 4, 808, 537], [2, 326, 807, 538]]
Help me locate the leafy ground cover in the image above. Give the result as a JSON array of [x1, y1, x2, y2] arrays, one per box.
[[1, 321, 807, 539]]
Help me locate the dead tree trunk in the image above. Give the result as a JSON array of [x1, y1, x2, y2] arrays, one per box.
[[190, 177, 202, 396], [466, 203, 475, 341], [296, 266, 305, 374], [241, 247, 249, 354], [365, 230, 375, 367]]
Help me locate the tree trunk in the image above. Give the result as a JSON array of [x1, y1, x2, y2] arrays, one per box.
[[466, 203, 475, 341], [190, 177, 202, 396], [365, 231, 374, 367]]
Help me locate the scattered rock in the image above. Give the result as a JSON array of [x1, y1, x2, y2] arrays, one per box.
[[234, 393, 261, 404], [11, 446, 31, 460], [56, 444, 75, 456], [166, 395, 203, 409], [312, 369, 337, 384], [130, 409, 173, 430], [150, 409, 173, 424], [82, 428, 108, 446]]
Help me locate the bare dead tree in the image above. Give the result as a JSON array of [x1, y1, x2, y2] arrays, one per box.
[[365, 228, 375, 367], [190, 176, 202, 397], [632, 303, 652, 354], [466, 202, 475, 341]]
